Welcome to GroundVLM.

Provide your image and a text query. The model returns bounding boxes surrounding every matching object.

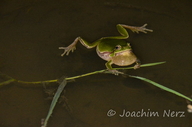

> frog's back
[97,39,128,53]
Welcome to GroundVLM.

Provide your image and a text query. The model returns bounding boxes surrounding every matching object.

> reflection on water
[0,0,192,127]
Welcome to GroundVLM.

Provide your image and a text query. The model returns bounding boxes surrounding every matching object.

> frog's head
[110,43,132,57]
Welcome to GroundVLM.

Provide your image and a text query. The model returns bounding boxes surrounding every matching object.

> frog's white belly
[96,50,111,61]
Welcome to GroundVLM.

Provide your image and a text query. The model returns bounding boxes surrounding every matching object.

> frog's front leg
[59,37,99,56]
[105,60,123,75]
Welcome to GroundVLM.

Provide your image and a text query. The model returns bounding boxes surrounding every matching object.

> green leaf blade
[129,75,192,102]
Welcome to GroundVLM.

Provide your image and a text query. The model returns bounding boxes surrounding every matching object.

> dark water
[0,0,192,127]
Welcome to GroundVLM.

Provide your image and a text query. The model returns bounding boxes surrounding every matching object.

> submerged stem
[42,78,67,127]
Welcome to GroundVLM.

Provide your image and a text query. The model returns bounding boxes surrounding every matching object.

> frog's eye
[115,45,121,50]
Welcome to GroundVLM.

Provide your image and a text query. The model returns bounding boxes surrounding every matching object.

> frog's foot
[59,37,79,56]
[121,24,153,34]
[59,45,76,56]
[108,69,124,75]
[133,59,141,69]
[134,64,140,69]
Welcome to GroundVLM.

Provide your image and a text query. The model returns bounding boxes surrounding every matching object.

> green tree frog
[59,24,153,74]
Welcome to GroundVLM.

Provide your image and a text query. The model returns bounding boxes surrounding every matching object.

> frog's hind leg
[59,37,99,56]
[101,24,129,40]
[100,23,152,40]
[120,24,153,34]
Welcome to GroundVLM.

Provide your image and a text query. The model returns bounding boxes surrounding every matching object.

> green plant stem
[17,79,57,84]
[0,79,16,86]
[8,61,165,85]
[66,61,166,80]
